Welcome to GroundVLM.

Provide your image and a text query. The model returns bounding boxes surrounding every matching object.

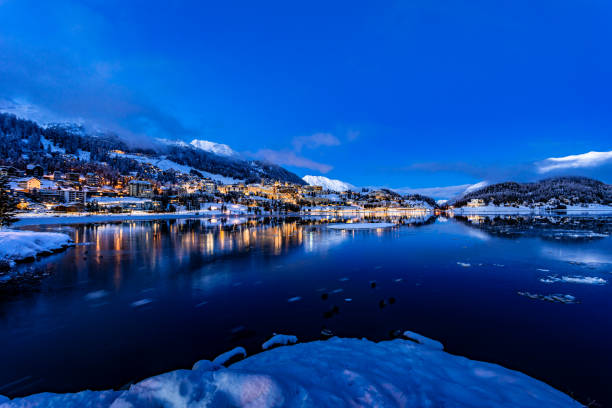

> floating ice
[130,299,152,308]
[330,288,343,294]
[540,275,607,285]
[262,334,298,350]
[457,262,471,267]
[537,268,550,272]
[517,291,578,304]
[287,296,302,303]
[84,290,108,301]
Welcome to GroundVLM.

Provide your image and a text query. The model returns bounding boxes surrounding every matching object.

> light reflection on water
[0,214,611,406]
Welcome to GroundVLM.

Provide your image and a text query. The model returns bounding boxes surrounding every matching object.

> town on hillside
[0,164,433,216]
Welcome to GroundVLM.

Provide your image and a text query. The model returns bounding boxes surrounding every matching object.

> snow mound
[0,336,580,407]
[302,175,355,192]
[326,222,395,230]
[0,230,73,264]
[212,347,247,365]
[262,334,298,350]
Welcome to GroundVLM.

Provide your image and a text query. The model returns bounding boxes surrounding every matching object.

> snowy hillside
[0,335,580,407]
[303,175,355,192]
[190,139,236,157]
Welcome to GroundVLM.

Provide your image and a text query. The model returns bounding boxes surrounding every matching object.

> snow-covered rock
[302,175,355,192]
[190,139,237,157]
[0,336,580,407]
[0,230,73,264]
[262,334,298,350]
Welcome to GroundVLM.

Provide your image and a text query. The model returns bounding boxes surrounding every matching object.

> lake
[1,214,611,406]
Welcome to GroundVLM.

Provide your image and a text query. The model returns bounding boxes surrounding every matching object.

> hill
[0,113,305,185]
[453,177,612,207]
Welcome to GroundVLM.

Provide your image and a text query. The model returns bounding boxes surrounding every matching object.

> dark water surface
[1,215,611,406]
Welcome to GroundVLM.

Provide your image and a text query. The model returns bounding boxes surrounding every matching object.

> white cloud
[537,150,612,173]
[292,132,340,151]
[252,149,333,174]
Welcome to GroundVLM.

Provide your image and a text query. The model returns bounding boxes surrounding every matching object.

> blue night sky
[1,0,611,191]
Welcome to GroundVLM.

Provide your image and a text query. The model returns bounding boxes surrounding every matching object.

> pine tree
[0,175,17,227]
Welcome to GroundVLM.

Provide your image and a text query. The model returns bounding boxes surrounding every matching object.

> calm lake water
[1,215,612,406]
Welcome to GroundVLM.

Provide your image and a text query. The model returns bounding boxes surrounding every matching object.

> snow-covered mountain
[303,175,355,192]
[190,139,236,157]
[394,181,488,201]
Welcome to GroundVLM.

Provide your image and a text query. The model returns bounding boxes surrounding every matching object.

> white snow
[0,335,580,407]
[402,330,444,350]
[190,139,236,157]
[109,151,241,184]
[262,334,298,350]
[0,230,73,264]
[302,175,355,192]
[39,136,66,154]
[326,222,395,230]
[211,347,247,365]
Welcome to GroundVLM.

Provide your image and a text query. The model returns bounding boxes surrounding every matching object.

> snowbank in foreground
[0,230,73,264]
[327,222,396,230]
[0,336,580,407]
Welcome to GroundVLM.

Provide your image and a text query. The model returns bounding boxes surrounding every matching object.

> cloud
[0,14,193,145]
[536,151,612,173]
[251,149,333,173]
[292,132,340,152]
[247,131,342,173]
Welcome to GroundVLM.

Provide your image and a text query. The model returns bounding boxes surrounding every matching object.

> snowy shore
[0,230,73,266]
[452,203,612,215]
[0,335,580,407]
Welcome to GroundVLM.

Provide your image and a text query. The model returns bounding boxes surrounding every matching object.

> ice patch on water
[517,291,578,304]
[130,298,152,308]
[540,275,607,285]
[84,290,108,301]
[457,262,471,267]
[287,296,302,303]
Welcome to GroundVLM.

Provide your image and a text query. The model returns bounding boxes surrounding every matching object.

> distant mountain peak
[303,175,355,192]
[190,139,236,157]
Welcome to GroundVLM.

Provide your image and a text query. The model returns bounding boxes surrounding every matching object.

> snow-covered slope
[190,139,236,157]
[0,335,580,407]
[303,175,355,192]
[108,151,241,184]
[395,181,488,201]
